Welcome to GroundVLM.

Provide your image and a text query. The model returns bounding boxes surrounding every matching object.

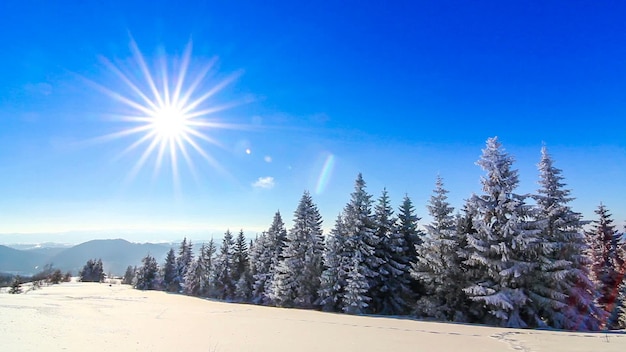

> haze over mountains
[0,239,172,276]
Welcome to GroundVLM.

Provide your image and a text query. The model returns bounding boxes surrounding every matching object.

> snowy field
[1,282,624,352]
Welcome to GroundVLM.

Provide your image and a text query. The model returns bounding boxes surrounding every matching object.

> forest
[124,137,625,331]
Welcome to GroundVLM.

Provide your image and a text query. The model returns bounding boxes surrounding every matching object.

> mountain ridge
[0,239,173,276]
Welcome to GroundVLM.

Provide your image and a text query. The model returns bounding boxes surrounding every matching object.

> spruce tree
[249,232,269,303]
[397,194,423,298]
[463,137,542,328]
[176,238,194,291]
[122,265,135,285]
[251,212,287,304]
[9,276,22,294]
[586,204,623,329]
[343,252,370,315]
[79,258,105,282]
[233,230,249,284]
[413,176,467,321]
[371,189,411,315]
[184,258,204,296]
[162,248,178,292]
[338,173,380,313]
[454,201,477,321]
[272,191,325,308]
[534,146,603,330]
[200,239,217,297]
[135,254,160,290]
[617,280,626,329]
[233,230,252,301]
[214,230,235,300]
[318,214,349,311]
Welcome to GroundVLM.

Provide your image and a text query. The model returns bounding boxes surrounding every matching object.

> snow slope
[1,282,623,351]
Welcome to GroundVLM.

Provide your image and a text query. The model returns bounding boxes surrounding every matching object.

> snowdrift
[1,282,623,351]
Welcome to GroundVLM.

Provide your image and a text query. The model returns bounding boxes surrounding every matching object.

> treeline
[127,137,626,331]
[2,264,72,294]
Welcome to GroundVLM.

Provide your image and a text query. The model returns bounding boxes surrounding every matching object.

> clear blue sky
[0,1,624,242]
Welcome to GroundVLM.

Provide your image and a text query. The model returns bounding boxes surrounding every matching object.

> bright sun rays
[89,39,246,187]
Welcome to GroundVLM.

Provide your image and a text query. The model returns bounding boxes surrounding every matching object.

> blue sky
[0,1,624,242]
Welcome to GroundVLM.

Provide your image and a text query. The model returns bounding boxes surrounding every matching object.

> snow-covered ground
[1,282,623,351]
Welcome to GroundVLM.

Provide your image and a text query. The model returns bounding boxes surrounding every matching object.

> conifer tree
[79,258,105,282]
[9,276,22,294]
[214,230,235,300]
[463,137,542,328]
[233,230,249,283]
[184,258,204,296]
[200,239,217,297]
[586,204,623,329]
[371,189,411,315]
[176,238,194,291]
[122,265,135,285]
[272,191,325,308]
[617,280,626,329]
[413,176,467,321]
[233,230,252,301]
[182,242,215,297]
[397,194,423,297]
[135,254,160,290]
[318,214,348,311]
[251,212,287,304]
[338,173,380,313]
[249,233,269,302]
[534,146,603,330]
[454,201,476,321]
[343,252,370,315]
[162,248,178,292]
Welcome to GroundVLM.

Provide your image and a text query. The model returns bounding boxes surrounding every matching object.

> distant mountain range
[0,239,173,276]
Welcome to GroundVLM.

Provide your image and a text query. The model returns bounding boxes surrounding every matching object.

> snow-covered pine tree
[617,280,626,329]
[249,232,269,303]
[533,146,603,330]
[617,229,626,329]
[214,230,236,300]
[338,173,381,313]
[586,204,623,329]
[454,200,481,321]
[412,176,467,321]
[251,211,287,305]
[235,269,254,302]
[233,230,249,281]
[397,194,424,299]
[200,239,217,297]
[135,253,161,290]
[371,188,411,315]
[79,258,105,282]
[318,214,348,311]
[9,276,22,294]
[233,230,252,301]
[162,248,178,292]
[184,257,204,296]
[463,137,542,328]
[122,265,135,285]
[176,238,194,292]
[271,191,325,308]
[343,251,371,315]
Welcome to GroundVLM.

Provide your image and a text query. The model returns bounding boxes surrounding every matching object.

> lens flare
[315,153,336,195]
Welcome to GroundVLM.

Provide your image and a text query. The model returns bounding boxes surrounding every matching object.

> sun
[151,105,189,139]
[88,39,246,186]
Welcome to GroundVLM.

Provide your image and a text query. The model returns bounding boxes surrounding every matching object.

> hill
[47,239,171,276]
[0,239,172,276]
[0,245,45,275]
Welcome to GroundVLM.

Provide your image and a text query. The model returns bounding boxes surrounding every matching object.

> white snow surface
[1,282,624,351]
